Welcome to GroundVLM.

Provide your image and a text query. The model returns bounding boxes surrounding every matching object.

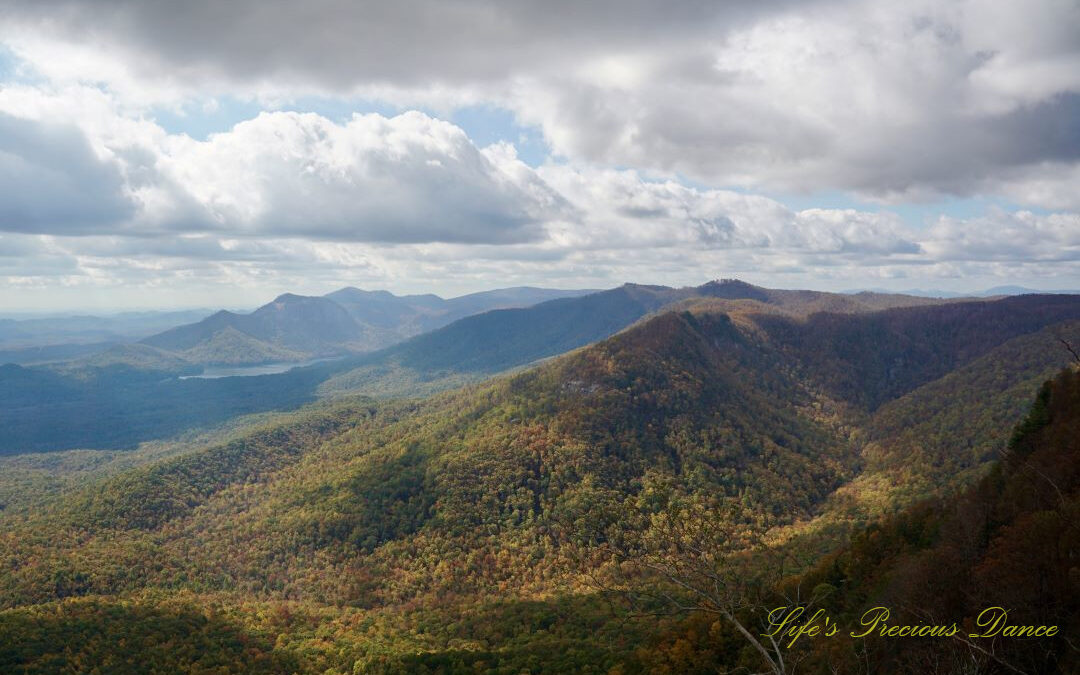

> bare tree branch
[1058,338,1080,365]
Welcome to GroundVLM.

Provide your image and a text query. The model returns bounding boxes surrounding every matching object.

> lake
[179,358,337,379]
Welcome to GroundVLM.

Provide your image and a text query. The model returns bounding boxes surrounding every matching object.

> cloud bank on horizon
[0,0,1078,309]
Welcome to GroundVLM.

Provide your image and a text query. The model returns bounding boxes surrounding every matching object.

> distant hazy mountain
[0,341,118,366]
[849,285,1080,298]
[324,285,597,347]
[0,309,213,351]
[979,285,1080,296]
[140,286,597,366]
[144,293,364,359]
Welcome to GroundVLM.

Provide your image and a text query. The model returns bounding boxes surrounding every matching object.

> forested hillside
[2,291,1079,672]
[612,364,1080,672]
[774,364,1080,674]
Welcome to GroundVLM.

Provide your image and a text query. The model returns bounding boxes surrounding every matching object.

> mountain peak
[270,292,309,304]
[325,287,399,300]
[620,282,669,290]
[696,278,769,301]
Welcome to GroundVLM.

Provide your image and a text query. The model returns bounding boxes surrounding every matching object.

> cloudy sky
[1,0,1078,311]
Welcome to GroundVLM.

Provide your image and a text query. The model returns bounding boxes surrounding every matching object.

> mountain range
[0,309,215,366]
[0,280,976,454]
[140,286,597,366]
[1,280,1078,672]
[852,284,1080,298]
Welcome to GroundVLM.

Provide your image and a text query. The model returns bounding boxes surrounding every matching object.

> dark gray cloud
[0,114,135,233]
[0,0,799,86]
[3,0,1078,201]
[831,92,1080,197]
[0,234,79,277]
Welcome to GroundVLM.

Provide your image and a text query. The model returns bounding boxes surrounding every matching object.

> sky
[0,0,1078,312]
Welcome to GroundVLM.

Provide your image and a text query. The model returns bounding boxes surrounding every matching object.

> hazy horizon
[3,278,1079,318]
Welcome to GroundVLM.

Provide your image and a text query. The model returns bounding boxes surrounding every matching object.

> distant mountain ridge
[140,286,597,366]
[143,293,363,358]
[850,284,1080,298]
[0,309,213,352]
